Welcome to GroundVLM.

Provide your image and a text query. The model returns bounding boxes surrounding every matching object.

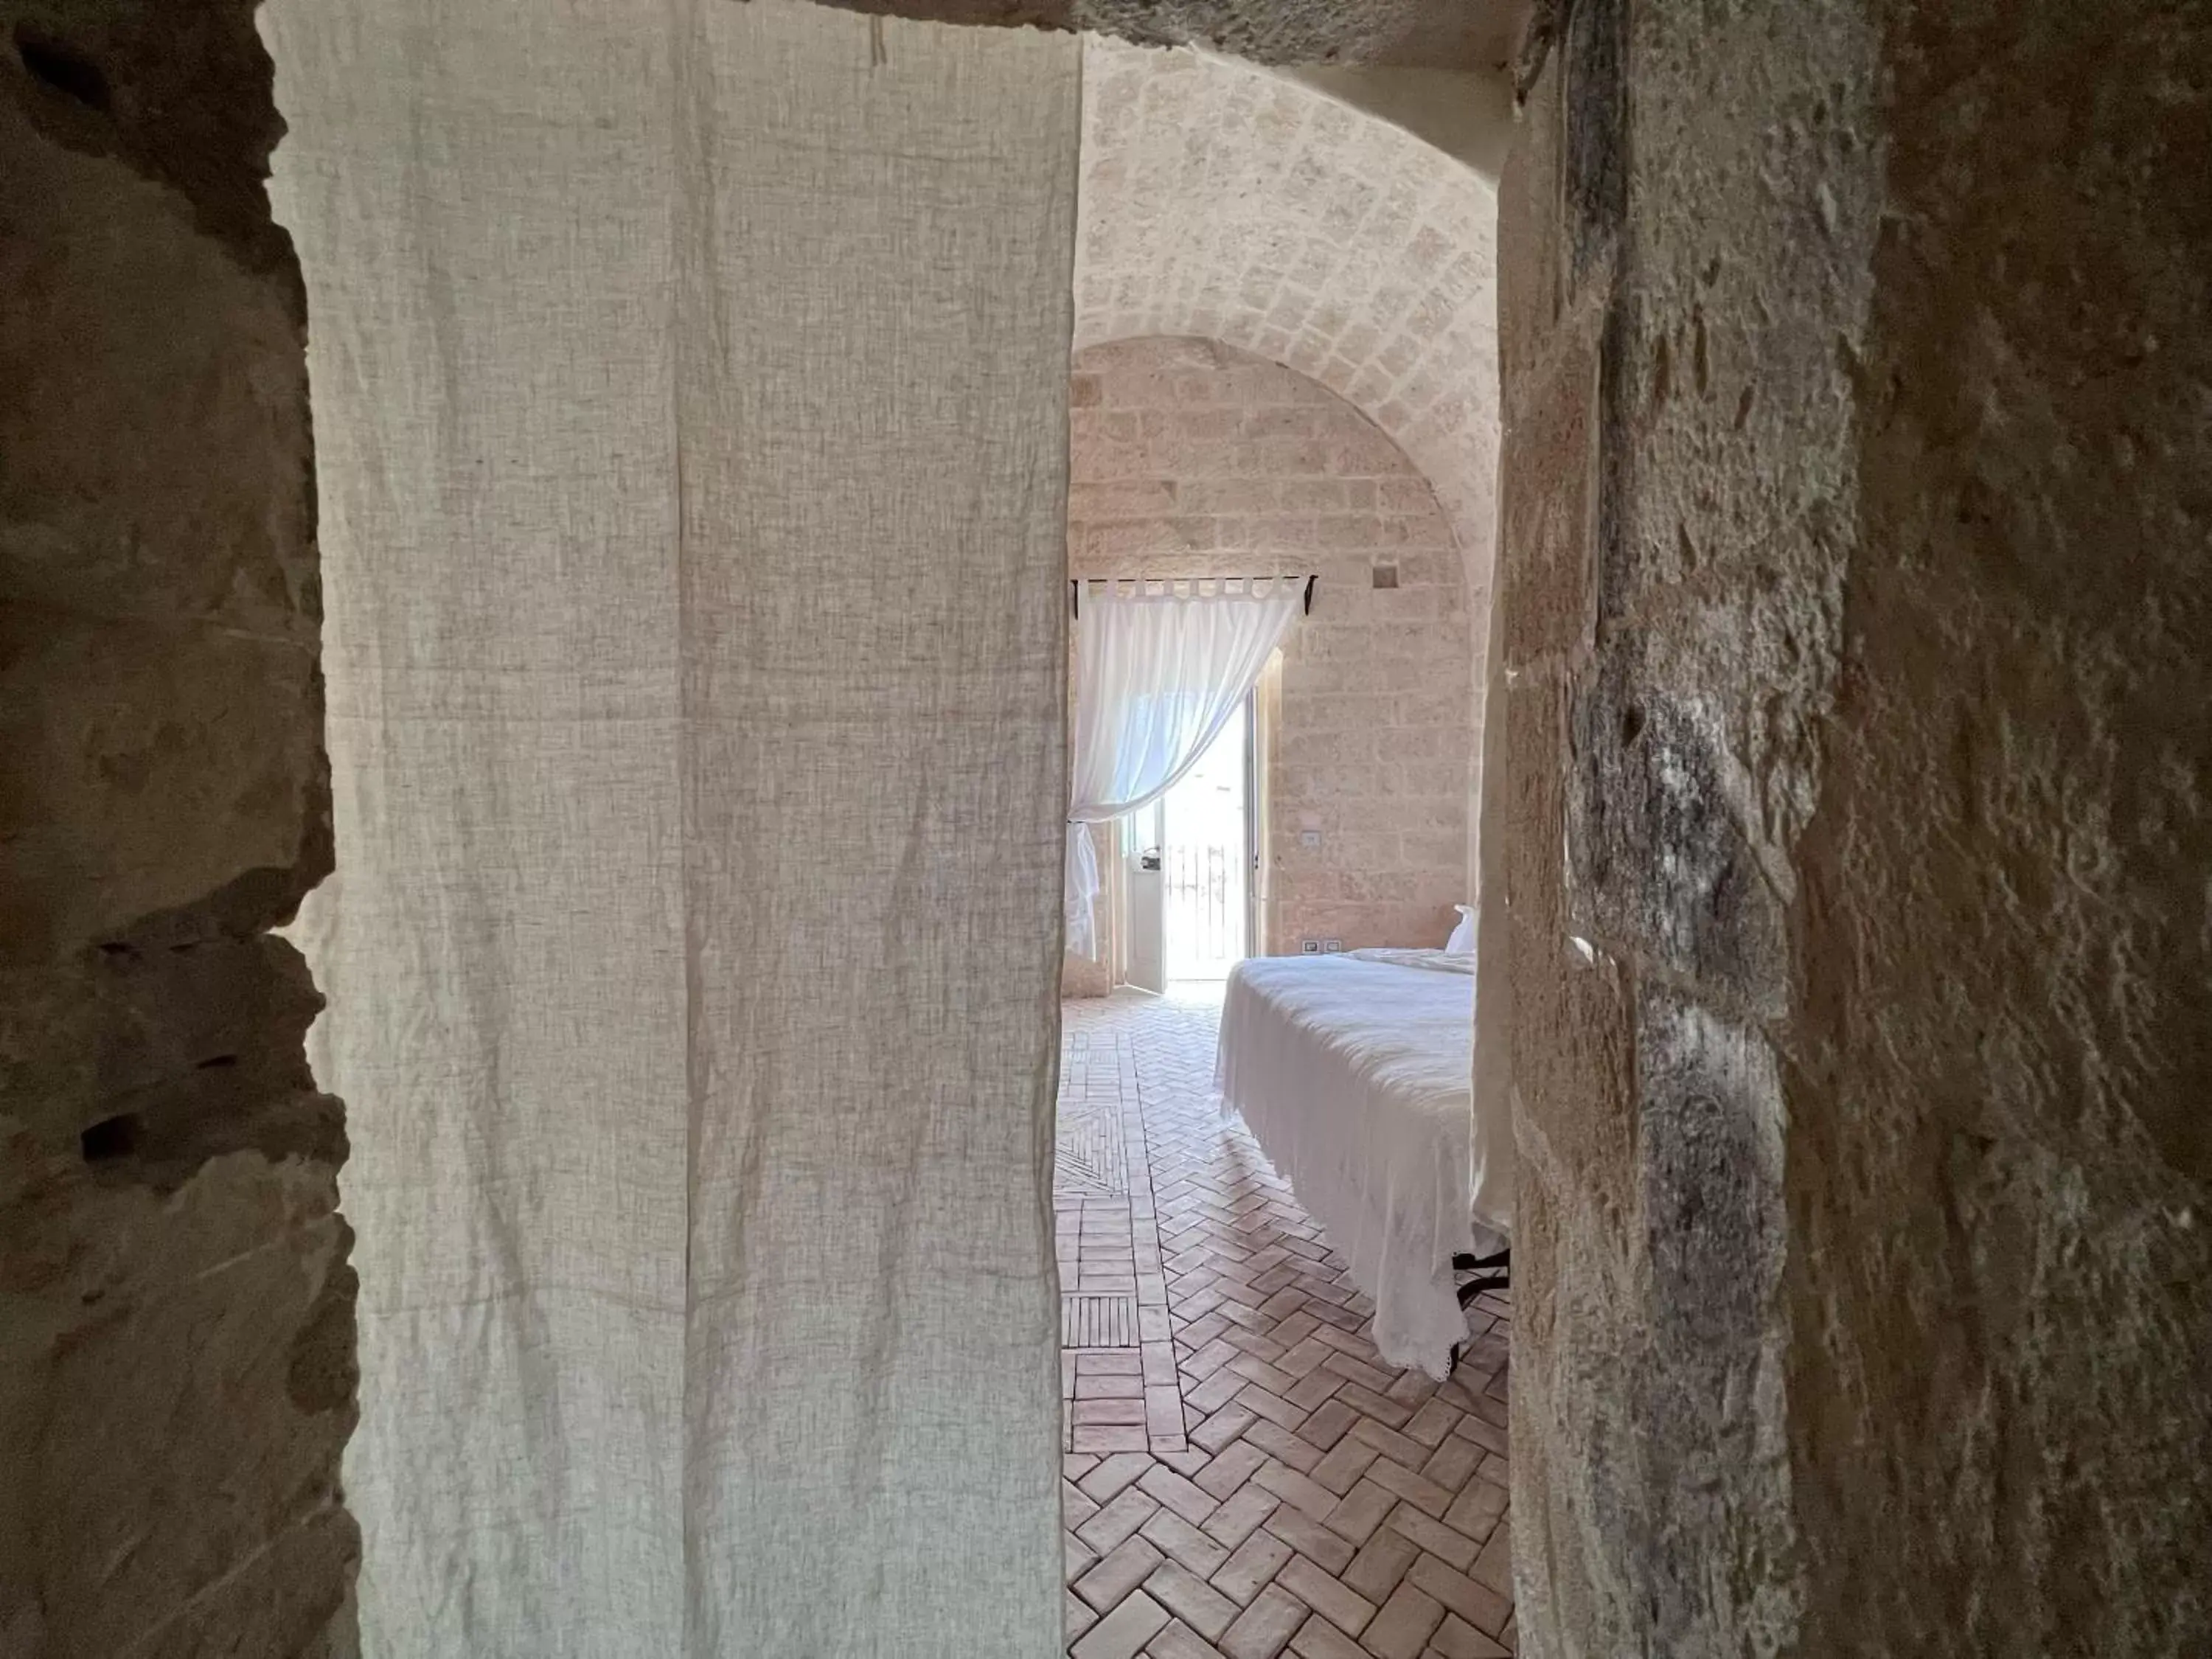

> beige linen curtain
[266,1,1078,1650]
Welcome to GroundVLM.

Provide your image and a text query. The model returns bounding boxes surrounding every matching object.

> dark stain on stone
[1,0,296,271]
[1691,307,1711,397]
[1571,650,1785,1008]
[15,25,108,111]
[1514,0,1564,100]
[1593,292,1635,630]
[1563,0,1626,288]
[80,1112,141,1163]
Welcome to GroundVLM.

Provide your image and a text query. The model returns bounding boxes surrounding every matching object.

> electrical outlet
[1300,830,1322,849]
[1301,939,1321,954]
[1324,939,1344,953]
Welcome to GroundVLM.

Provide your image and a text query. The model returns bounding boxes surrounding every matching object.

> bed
[1215,947,1509,1377]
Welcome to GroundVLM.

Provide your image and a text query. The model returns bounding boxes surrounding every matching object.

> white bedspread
[1216,951,1497,1377]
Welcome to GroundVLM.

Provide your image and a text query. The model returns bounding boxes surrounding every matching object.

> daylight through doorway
[1162,699,1252,984]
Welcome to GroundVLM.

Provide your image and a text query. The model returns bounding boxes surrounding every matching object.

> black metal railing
[1162,842,1241,969]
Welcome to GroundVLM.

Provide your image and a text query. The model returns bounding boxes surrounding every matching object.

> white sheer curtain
[1066,579,1304,956]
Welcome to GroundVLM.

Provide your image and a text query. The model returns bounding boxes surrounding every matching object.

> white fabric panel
[268,1,1077,1652]
[1065,580,1301,956]
[1216,953,1481,1377]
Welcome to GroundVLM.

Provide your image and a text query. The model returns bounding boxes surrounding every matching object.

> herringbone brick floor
[1057,990,1513,1659]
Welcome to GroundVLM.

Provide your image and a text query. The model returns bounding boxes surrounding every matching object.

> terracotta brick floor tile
[1196,1440,1270,1500]
[1253,1458,1343,1523]
[1159,1447,1214,1478]
[1192,1405,1259,1454]
[1275,1554,1376,1638]
[1284,1367,1349,1412]
[1440,1480,1508,1545]
[1144,1509,1234,1579]
[1321,1478,1398,1548]
[1219,1582,1310,1659]
[1340,1526,1421,1605]
[1085,1451,1158,1504]
[1201,1484,1280,1552]
[1081,1488,1164,1555]
[1080,1372,1150,1399]
[1417,1436,1485,1495]
[1348,1417,1433,1472]
[1297,1398,1360,1453]
[1079,1397,1153,1426]
[1427,1613,1511,1658]
[1363,1458,1454,1520]
[1074,1463,1119,1512]
[1148,1561,1242,1641]
[1329,1382,1414,1430]
[1074,1588,1172,1659]
[1071,1531,1101,1582]
[1259,1508,1357,1576]
[1069,1590,1101,1643]
[1405,1556,1511,1637]
[1385,1503,1478,1573]
[1055,993,1511,1659]
[1470,1521,1512,1597]
[1140,1462,1222,1527]
[1286,1613,1368,1658]
[1310,1437,1382,1496]
[1402,1399,1460,1447]
[1081,1537,1169,1613]
[1211,1526,1295,1606]
[1361,1582,1445,1659]
[1243,1419,1325,1474]
[1450,1412,1507,1458]
[1148,1618,1232,1659]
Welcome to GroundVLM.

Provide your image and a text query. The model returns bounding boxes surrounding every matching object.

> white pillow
[1444,904,1475,955]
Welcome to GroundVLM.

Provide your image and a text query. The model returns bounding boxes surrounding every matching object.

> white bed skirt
[1216,952,1493,1377]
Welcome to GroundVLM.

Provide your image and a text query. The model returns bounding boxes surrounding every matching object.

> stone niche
[1501,1,2211,1656]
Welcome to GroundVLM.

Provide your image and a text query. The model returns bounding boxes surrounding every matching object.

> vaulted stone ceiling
[1074,37,1503,615]
[818,0,1532,72]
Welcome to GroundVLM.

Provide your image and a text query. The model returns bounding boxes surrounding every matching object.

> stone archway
[1076,38,1501,625]
[1074,38,1508,912]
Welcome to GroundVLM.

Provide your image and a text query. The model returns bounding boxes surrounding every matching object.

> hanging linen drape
[1065,580,1303,956]
[265,1,1077,1652]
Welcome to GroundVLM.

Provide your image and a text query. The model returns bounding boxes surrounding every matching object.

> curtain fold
[265,1,1079,1652]
[1065,580,1303,956]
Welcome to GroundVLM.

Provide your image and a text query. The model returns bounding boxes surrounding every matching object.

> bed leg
[1453,1246,1511,1310]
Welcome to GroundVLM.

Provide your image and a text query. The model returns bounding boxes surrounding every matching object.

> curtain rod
[1069,574,1315,618]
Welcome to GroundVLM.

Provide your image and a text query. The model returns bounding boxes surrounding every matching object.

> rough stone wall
[1503,1,2211,1655]
[1065,338,1472,984]
[0,4,358,1655]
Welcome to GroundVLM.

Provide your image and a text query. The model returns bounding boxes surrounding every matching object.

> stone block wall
[1503,1,2211,1655]
[0,4,358,1653]
[1065,337,1474,988]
